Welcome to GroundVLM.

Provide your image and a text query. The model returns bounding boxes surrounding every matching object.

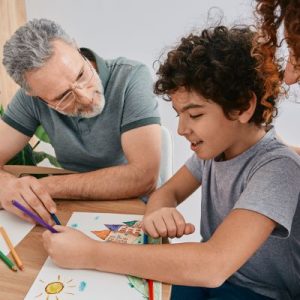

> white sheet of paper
[25,212,162,300]
[0,210,35,255]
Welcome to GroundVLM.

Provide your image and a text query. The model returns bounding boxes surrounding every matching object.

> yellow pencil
[0,226,24,270]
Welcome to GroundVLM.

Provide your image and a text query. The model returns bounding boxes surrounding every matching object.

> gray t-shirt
[2,50,160,172]
[185,128,300,300]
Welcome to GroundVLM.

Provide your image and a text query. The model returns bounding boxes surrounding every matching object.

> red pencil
[148,279,154,300]
[143,234,154,300]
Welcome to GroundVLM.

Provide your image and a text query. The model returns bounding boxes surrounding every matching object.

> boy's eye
[190,114,203,119]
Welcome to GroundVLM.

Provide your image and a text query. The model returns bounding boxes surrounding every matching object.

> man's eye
[190,114,203,119]
[78,70,85,80]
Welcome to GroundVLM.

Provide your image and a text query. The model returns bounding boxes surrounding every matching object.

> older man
[0,19,161,224]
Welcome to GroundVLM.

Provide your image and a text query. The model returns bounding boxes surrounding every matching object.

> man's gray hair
[3,18,76,91]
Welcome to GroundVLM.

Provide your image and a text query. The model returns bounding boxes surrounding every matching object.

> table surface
[0,199,171,300]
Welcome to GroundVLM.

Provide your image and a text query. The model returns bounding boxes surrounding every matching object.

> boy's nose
[177,117,190,136]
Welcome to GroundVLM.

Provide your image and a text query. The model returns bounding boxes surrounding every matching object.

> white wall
[25,0,300,243]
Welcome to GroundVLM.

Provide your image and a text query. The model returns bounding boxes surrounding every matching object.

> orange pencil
[0,226,24,270]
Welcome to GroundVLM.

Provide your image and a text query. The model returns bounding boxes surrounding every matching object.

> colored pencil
[50,213,61,225]
[148,280,154,300]
[0,249,17,271]
[0,226,24,270]
[11,200,58,233]
[143,233,154,300]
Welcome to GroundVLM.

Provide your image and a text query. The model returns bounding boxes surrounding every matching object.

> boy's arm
[145,165,201,214]
[43,209,275,287]
[95,209,275,287]
[143,165,200,238]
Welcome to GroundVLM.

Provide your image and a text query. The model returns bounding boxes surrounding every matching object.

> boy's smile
[171,88,266,161]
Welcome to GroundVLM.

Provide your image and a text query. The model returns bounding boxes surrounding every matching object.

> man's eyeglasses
[38,55,96,111]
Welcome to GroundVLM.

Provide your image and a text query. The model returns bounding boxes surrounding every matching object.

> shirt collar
[79,47,110,92]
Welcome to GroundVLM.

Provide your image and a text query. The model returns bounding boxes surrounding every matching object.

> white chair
[158,126,173,186]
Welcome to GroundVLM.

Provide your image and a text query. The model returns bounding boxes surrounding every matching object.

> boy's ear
[238,93,257,124]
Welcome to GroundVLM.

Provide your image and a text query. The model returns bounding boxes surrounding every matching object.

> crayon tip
[12,266,18,272]
[19,265,24,271]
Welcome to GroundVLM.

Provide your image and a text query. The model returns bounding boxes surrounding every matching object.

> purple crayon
[12,200,58,233]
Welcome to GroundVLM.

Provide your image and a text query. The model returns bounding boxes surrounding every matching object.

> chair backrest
[159,126,173,186]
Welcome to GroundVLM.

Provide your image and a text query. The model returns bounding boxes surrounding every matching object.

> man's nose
[73,86,93,104]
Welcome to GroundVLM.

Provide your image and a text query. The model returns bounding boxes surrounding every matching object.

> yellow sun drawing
[35,275,76,300]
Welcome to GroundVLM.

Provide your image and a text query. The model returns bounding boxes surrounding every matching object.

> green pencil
[0,249,17,271]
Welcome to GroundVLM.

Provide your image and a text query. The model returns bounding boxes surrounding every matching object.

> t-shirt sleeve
[120,64,160,133]
[234,157,300,238]
[185,153,204,183]
[2,89,40,137]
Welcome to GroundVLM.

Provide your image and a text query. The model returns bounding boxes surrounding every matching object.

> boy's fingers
[154,217,169,238]
[143,220,160,238]
[184,223,195,235]
[172,210,186,237]
[162,213,177,238]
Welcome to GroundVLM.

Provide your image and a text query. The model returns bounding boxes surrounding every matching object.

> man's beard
[64,91,106,118]
[57,79,106,118]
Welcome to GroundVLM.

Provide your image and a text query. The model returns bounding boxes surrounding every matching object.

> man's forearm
[40,163,157,200]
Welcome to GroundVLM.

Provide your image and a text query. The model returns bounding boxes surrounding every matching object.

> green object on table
[0,249,17,271]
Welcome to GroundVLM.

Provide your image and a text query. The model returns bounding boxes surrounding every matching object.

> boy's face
[171,88,247,160]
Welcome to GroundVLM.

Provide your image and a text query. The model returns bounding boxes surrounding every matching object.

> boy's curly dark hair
[154,26,281,125]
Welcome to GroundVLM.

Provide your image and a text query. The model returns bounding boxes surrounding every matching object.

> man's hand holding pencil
[0,174,56,224]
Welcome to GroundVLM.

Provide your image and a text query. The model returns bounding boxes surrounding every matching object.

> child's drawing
[35,275,78,299]
[92,220,161,299]
[25,213,162,300]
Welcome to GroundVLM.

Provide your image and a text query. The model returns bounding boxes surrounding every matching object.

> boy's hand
[43,226,98,269]
[142,207,195,238]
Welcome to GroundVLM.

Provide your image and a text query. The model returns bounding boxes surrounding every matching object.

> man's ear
[238,93,257,124]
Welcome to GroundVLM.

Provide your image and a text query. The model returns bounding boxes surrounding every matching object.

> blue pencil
[143,233,148,244]
[50,213,61,225]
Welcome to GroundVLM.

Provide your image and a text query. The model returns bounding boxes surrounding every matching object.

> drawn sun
[35,275,76,299]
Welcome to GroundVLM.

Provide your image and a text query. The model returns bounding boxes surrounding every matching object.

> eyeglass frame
[36,54,97,110]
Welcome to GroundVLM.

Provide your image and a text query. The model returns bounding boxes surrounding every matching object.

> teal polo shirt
[2,50,161,172]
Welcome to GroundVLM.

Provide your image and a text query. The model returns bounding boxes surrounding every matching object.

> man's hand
[142,207,195,239]
[0,175,56,224]
[43,226,98,269]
